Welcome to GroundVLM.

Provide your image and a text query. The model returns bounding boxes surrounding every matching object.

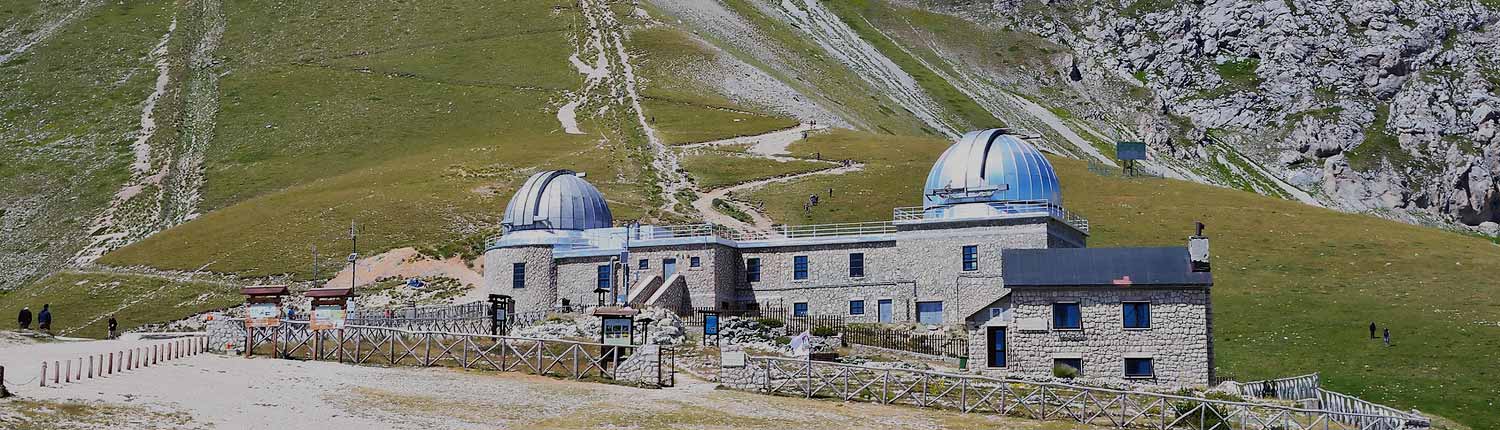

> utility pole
[311,245,318,281]
[348,221,359,293]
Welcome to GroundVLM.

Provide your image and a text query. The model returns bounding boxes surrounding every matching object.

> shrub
[811,326,838,337]
[774,336,790,345]
[1171,399,1231,430]
[1053,364,1079,379]
[756,318,784,329]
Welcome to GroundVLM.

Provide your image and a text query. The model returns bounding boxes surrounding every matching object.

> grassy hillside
[0,271,240,337]
[749,130,1500,429]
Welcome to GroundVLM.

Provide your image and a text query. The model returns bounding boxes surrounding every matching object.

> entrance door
[662,258,677,279]
[987,326,1007,367]
[877,299,893,323]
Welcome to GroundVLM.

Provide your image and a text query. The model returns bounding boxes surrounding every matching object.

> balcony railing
[726,221,897,241]
[892,200,1090,234]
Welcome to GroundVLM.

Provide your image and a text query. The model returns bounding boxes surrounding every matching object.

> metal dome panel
[502,170,613,232]
[923,129,1061,210]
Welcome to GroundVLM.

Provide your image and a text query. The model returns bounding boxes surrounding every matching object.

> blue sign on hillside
[1117,142,1148,161]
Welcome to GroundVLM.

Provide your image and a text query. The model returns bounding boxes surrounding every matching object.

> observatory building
[485,129,1214,387]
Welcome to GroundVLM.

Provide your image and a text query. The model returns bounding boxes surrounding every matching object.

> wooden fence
[243,321,673,387]
[39,337,208,387]
[731,357,1417,430]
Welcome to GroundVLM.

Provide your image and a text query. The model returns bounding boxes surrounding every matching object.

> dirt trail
[574,0,689,216]
[685,123,862,234]
[775,0,957,138]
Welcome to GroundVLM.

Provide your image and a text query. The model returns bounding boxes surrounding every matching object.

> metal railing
[892,200,1090,234]
[350,301,488,320]
[728,221,898,241]
[727,357,1417,430]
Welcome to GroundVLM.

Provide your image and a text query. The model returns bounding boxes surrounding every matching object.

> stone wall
[893,221,1049,323]
[1001,287,1212,387]
[614,344,667,386]
[621,243,735,309]
[206,315,242,353]
[485,245,555,312]
[556,255,612,309]
[644,274,690,315]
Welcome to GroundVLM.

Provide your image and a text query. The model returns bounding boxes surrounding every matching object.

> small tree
[1053,363,1079,379]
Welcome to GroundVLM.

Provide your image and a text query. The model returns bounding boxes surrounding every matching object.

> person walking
[17,306,31,330]
[1382,328,1391,347]
[1369,321,1377,339]
[37,304,52,334]
[107,315,119,339]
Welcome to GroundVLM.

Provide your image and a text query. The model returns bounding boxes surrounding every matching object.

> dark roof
[592,306,640,317]
[240,285,289,296]
[305,287,354,298]
[1002,247,1212,287]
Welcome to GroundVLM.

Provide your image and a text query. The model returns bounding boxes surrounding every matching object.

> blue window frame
[638,259,648,270]
[793,302,809,317]
[596,265,611,289]
[849,300,865,315]
[746,258,761,282]
[1123,302,1151,329]
[512,263,526,289]
[961,245,979,271]
[1053,302,1081,330]
[1125,358,1154,378]
[916,301,944,325]
[689,256,701,267]
[793,255,809,280]
[848,253,864,278]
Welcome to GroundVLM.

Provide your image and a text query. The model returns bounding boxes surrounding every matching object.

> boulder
[1480,221,1500,237]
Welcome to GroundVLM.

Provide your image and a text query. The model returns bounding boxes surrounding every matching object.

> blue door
[663,258,677,279]
[987,327,1007,367]
[877,299,893,323]
[916,301,943,325]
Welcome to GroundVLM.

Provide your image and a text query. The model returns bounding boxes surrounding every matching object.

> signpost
[701,310,721,346]
[305,287,354,361]
[240,285,289,357]
[593,306,639,370]
[1116,141,1147,176]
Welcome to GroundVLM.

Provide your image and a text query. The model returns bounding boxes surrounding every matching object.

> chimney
[1189,222,1210,272]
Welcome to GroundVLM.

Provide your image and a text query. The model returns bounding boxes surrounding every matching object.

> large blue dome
[502,170,613,232]
[923,129,1061,210]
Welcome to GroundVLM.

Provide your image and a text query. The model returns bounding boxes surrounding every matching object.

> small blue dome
[923,129,1061,209]
[502,170,613,232]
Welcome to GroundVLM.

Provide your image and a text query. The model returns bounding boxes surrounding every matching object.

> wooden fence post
[64,359,70,383]
[108,352,113,375]
[39,361,46,387]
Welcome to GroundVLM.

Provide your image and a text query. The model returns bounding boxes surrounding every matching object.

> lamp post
[594,287,609,307]
[637,317,653,345]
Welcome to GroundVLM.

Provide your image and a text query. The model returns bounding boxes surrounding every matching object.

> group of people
[16,305,121,338]
[16,304,52,332]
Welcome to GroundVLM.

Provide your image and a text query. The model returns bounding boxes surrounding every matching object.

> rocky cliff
[927,0,1500,232]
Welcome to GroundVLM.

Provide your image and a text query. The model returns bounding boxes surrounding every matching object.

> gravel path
[683,124,864,234]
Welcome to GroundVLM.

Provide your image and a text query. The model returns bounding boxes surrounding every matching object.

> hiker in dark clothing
[37,304,52,333]
[1369,322,1377,339]
[17,307,31,330]
[1383,328,1391,347]
[108,316,119,339]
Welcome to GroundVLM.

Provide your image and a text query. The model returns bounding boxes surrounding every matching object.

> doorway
[663,258,677,279]
[987,326,1007,367]
[877,299,893,323]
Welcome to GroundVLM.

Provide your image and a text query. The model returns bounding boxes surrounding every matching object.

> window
[1053,302,1081,330]
[1054,358,1083,376]
[848,253,864,278]
[916,301,944,325]
[793,255,809,280]
[961,245,979,271]
[746,258,761,282]
[512,263,526,289]
[1125,358,1155,378]
[690,256,701,267]
[596,265,611,289]
[849,300,865,315]
[793,302,809,317]
[638,259,648,270]
[1123,302,1151,329]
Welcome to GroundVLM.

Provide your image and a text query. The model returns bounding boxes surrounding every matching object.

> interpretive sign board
[721,350,746,368]
[310,305,346,330]
[247,303,280,327]
[602,317,633,346]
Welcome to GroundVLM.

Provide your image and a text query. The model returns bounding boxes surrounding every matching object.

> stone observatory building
[485,128,1215,387]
